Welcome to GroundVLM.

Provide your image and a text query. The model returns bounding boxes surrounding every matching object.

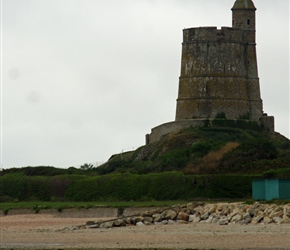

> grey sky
[1,0,289,169]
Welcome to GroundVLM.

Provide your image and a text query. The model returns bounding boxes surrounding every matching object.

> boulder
[283,204,290,217]
[194,206,204,215]
[172,205,181,214]
[269,207,283,219]
[282,215,290,223]
[189,214,201,223]
[231,214,242,223]
[136,222,146,226]
[186,202,195,210]
[188,214,195,222]
[222,206,231,216]
[216,204,223,212]
[177,212,189,221]
[243,213,252,224]
[130,216,144,225]
[212,216,220,224]
[143,216,153,224]
[113,219,126,227]
[161,220,168,225]
[161,210,177,220]
[263,217,272,224]
[200,212,209,220]
[247,207,257,217]
[152,213,162,222]
[100,221,114,229]
[86,223,100,229]
[273,217,282,224]
[124,217,132,225]
[206,215,214,223]
[265,204,278,215]
[251,214,264,224]
[218,217,228,225]
[208,205,217,214]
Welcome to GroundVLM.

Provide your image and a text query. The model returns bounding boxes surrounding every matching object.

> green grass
[0,200,189,212]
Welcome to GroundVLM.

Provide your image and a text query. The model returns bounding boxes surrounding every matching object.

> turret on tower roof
[232,0,256,10]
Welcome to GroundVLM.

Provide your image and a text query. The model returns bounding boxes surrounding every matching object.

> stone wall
[147,118,267,144]
[147,119,205,144]
[261,115,275,133]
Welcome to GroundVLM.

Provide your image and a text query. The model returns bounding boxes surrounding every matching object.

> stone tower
[175,0,263,121]
[146,0,274,144]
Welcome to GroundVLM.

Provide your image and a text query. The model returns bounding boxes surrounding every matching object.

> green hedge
[0,172,256,201]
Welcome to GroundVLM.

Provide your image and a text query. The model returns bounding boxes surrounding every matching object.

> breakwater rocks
[86,202,290,229]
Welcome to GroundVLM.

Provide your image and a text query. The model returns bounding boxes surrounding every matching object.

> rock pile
[86,202,290,229]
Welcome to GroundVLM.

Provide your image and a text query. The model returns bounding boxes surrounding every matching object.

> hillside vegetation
[1,125,290,202]
[97,126,290,178]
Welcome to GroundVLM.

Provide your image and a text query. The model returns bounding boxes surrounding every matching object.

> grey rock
[273,217,282,224]
[161,220,168,225]
[152,213,162,222]
[143,216,153,224]
[212,216,220,224]
[114,219,126,227]
[188,214,195,222]
[206,215,214,223]
[247,208,257,217]
[251,214,264,224]
[208,205,217,214]
[282,215,290,223]
[86,223,100,229]
[161,210,177,220]
[218,218,228,225]
[231,214,242,222]
[100,221,114,229]
[283,204,290,217]
[130,216,144,225]
[263,217,272,224]
[243,213,252,223]
[200,212,209,220]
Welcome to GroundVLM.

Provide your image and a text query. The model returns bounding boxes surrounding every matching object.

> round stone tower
[147,0,274,145]
[175,0,263,121]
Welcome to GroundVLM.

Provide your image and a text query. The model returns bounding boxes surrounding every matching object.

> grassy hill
[1,124,290,202]
[97,126,290,178]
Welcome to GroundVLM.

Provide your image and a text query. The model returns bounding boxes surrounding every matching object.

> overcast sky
[1,0,289,169]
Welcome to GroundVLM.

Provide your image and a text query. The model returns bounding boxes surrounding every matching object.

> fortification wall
[261,115,275,133]
[147,118,272,144]
[148,120,206,144]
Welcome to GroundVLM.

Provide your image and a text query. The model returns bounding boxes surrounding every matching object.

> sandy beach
[1,213,290,249]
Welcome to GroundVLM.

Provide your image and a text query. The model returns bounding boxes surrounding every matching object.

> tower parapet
[184,26,246,43]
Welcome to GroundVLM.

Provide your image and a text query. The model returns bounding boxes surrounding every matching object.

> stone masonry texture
[175,0,262,121]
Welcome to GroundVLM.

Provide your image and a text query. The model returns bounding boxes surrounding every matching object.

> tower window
[247,19,250,25]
